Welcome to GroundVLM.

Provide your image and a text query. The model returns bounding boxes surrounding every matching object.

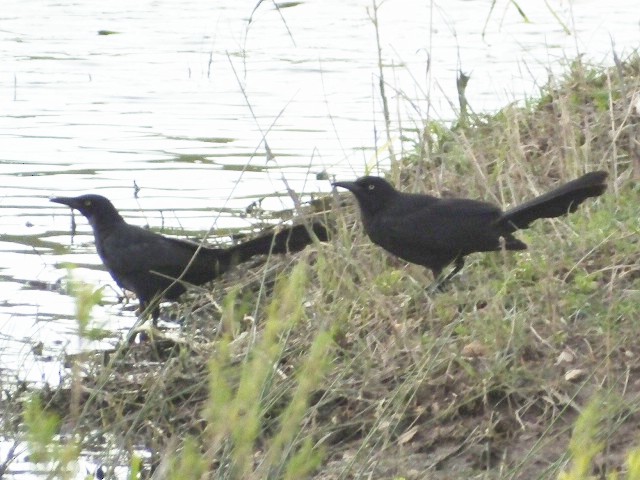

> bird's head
[333,176,398,216]
[50,194,124,228]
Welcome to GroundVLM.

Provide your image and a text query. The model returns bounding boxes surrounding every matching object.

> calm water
[0,0,638,474]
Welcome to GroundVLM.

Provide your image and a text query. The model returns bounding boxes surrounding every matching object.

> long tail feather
[500,171,608,231]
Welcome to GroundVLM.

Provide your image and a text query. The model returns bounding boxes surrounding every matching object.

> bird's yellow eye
[84,200,92,207]
[368,184,375,190]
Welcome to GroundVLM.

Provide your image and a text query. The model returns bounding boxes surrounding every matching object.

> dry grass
[5,55,640,479]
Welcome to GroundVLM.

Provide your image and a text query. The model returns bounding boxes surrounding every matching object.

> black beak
[332,181,358,192]
[50,196,81,209]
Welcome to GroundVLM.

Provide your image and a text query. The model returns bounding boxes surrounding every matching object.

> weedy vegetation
[1,52,639,479]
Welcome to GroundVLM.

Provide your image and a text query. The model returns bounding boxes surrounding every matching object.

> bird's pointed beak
[50,196,81,209]
[332,181,358,192]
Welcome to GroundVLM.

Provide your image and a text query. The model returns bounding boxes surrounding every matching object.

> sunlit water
[0,0,638,476]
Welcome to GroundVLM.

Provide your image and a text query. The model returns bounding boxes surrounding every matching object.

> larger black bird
[334,171,608,286]
[51,194,327,323]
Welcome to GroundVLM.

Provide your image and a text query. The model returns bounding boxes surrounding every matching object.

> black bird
[334,171,608,287]
[51,194,327,323]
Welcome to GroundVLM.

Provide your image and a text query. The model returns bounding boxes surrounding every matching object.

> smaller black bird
[51,194,327,323]
[334,171,608,287]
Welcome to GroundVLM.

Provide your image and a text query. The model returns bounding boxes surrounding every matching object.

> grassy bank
[5,55,640,479]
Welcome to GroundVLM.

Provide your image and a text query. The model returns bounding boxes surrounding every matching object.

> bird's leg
[442,257,465,285]
[427,257,465,293]
[125,300,160,344]
[151,305,160,327]
[135,300,159,326]
[426,267,444,294]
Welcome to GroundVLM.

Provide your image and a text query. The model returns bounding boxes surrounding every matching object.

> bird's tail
[228,222,329,264]
[499,171,608,231]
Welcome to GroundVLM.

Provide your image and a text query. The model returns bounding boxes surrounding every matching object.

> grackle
[51,194,327,323]
[334,171,607,287]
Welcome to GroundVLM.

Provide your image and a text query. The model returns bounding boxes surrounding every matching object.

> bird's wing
[378,198,504,255]
[98,225,218,285]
